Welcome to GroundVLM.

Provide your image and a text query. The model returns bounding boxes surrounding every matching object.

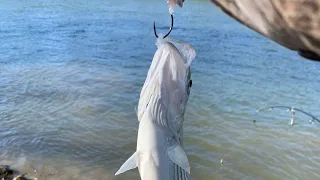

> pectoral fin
[115,152,138,176]
[167,143,190,174]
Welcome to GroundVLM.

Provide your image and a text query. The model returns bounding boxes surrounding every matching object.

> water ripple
[1,0,320,179]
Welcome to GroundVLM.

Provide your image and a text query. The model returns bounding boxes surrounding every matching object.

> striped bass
[115,36,196,180]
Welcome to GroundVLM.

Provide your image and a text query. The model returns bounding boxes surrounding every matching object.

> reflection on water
[1,0,320,179]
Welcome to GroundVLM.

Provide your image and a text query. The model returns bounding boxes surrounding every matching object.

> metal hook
[154,14,174,39]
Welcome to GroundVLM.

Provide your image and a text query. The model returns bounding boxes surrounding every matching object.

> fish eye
[189,80,192,87]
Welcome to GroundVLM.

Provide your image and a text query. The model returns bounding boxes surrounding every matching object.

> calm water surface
[1,0,320,179]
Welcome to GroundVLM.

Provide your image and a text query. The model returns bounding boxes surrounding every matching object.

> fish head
[161,42,192,135]
[138,37,195,137]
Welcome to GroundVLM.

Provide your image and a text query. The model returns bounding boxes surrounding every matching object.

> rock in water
[0,165,35,180]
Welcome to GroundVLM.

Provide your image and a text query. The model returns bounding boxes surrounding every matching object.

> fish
[115,36,196,180]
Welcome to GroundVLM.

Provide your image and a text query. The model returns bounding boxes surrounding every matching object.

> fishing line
[256,106,320,125]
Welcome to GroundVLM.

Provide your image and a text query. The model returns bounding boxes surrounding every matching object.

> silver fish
[115,37,196,180]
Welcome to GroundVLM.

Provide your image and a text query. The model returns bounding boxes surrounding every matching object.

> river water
[1,0,320,179]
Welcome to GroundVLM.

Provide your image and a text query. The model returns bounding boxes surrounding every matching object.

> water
[1,0,320,179]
